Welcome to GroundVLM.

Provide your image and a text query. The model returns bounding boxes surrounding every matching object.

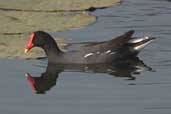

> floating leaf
[0,0,122,11]
[0,11,96,34]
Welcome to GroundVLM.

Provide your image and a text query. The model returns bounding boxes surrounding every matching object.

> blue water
[1,0,171,114]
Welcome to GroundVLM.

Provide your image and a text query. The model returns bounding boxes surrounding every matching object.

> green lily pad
[0,11,96,34]
[0,0,122,11]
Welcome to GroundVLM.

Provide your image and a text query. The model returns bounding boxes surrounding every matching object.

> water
[1,0,171,114]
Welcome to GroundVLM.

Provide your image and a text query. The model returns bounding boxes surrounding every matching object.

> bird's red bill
[26,73,36,92]
[25,33,34,53]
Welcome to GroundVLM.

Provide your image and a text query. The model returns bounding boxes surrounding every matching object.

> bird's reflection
[26,57,153,94]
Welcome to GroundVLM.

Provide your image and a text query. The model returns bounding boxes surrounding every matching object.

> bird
[24,30,155,64]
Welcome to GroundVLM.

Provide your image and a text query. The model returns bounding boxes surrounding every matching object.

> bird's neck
[41,38,62,61]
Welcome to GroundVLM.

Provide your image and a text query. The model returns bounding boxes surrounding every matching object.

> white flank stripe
[110,52,115,55]
[96,51,100,54]
[84,53,94,58]
[105,50,111,54]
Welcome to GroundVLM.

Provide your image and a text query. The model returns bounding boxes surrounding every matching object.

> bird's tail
[118,36,156,59]
[128,36,155,52]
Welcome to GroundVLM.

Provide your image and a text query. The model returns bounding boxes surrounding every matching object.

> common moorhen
[25,30,155,64]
